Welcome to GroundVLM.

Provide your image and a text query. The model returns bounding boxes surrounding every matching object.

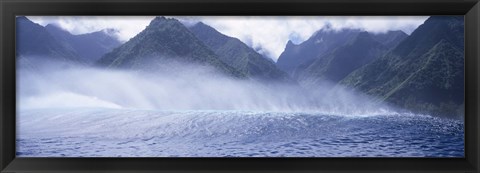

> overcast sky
[27,16,429,61]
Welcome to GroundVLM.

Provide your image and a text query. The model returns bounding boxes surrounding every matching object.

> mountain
[296,31,393,88]
[280,29,406,91]
[370,30,408,49]
[16,16,81,63]
[45,24,121,63]
[276,28,363,75]
[277,29,407,78]
[189,22,291,82]
[96,17,245,78]
[340,16,464,119]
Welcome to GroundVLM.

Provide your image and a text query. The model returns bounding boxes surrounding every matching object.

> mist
[17,57,394,116]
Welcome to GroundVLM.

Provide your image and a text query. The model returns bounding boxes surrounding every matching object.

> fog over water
[16,57,464,157]
[17,57,393,116]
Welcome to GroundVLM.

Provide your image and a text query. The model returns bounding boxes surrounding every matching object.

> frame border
[1,0,479,172]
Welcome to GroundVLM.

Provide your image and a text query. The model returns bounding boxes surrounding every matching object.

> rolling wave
[17,108,464,157]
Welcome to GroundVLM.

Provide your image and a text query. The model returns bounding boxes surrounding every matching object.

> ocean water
[16,108,464,157]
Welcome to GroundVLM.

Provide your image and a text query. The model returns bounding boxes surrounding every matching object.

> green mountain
[370,30,409,49]
[280,29,406,93]
[45,24,121,63]
[189,22,291,82]
[276,28,406,78]
[276,28,363,75]
[16,16,81,63]
[340,16,464,119]
[297,31,392,89]
[96,17,245,78]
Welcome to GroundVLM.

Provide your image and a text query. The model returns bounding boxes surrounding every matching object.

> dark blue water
[16,109,464,157]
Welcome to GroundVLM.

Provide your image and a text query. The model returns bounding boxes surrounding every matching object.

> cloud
[27,16,428,61]
[27,16,154,42]
[174,16,428,61]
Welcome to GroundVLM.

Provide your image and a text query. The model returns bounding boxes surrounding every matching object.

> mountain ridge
[45,24,122,63]
[96,17,246,78]
[189,22,291,82]
[16,16,81,63]
[339,16,464,119]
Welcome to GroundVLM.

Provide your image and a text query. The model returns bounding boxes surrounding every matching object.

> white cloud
[27,16,428,61]
[27,16,154,42]
[174,16,428,61]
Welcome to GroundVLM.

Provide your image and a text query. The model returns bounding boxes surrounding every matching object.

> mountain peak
[419,16,463,34]
[189,20,290,81]
[351,31,375,44]
[16,16,37,26]
[16,16,29,21]
[286,40,297,47]
[153,16,167,21]
[45,23,62,29]
[391,15,464,57]
[194,21,208,27]
[97,16,246,78]
[45,24,71,34]
[368,30,408,48]
[149,16,179,27]
[16,16,82,63]
[358,31,371,36]
[189,21,238,42]
[191,21,217,31]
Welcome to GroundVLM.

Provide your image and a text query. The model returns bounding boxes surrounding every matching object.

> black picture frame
[1,0,479,172]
